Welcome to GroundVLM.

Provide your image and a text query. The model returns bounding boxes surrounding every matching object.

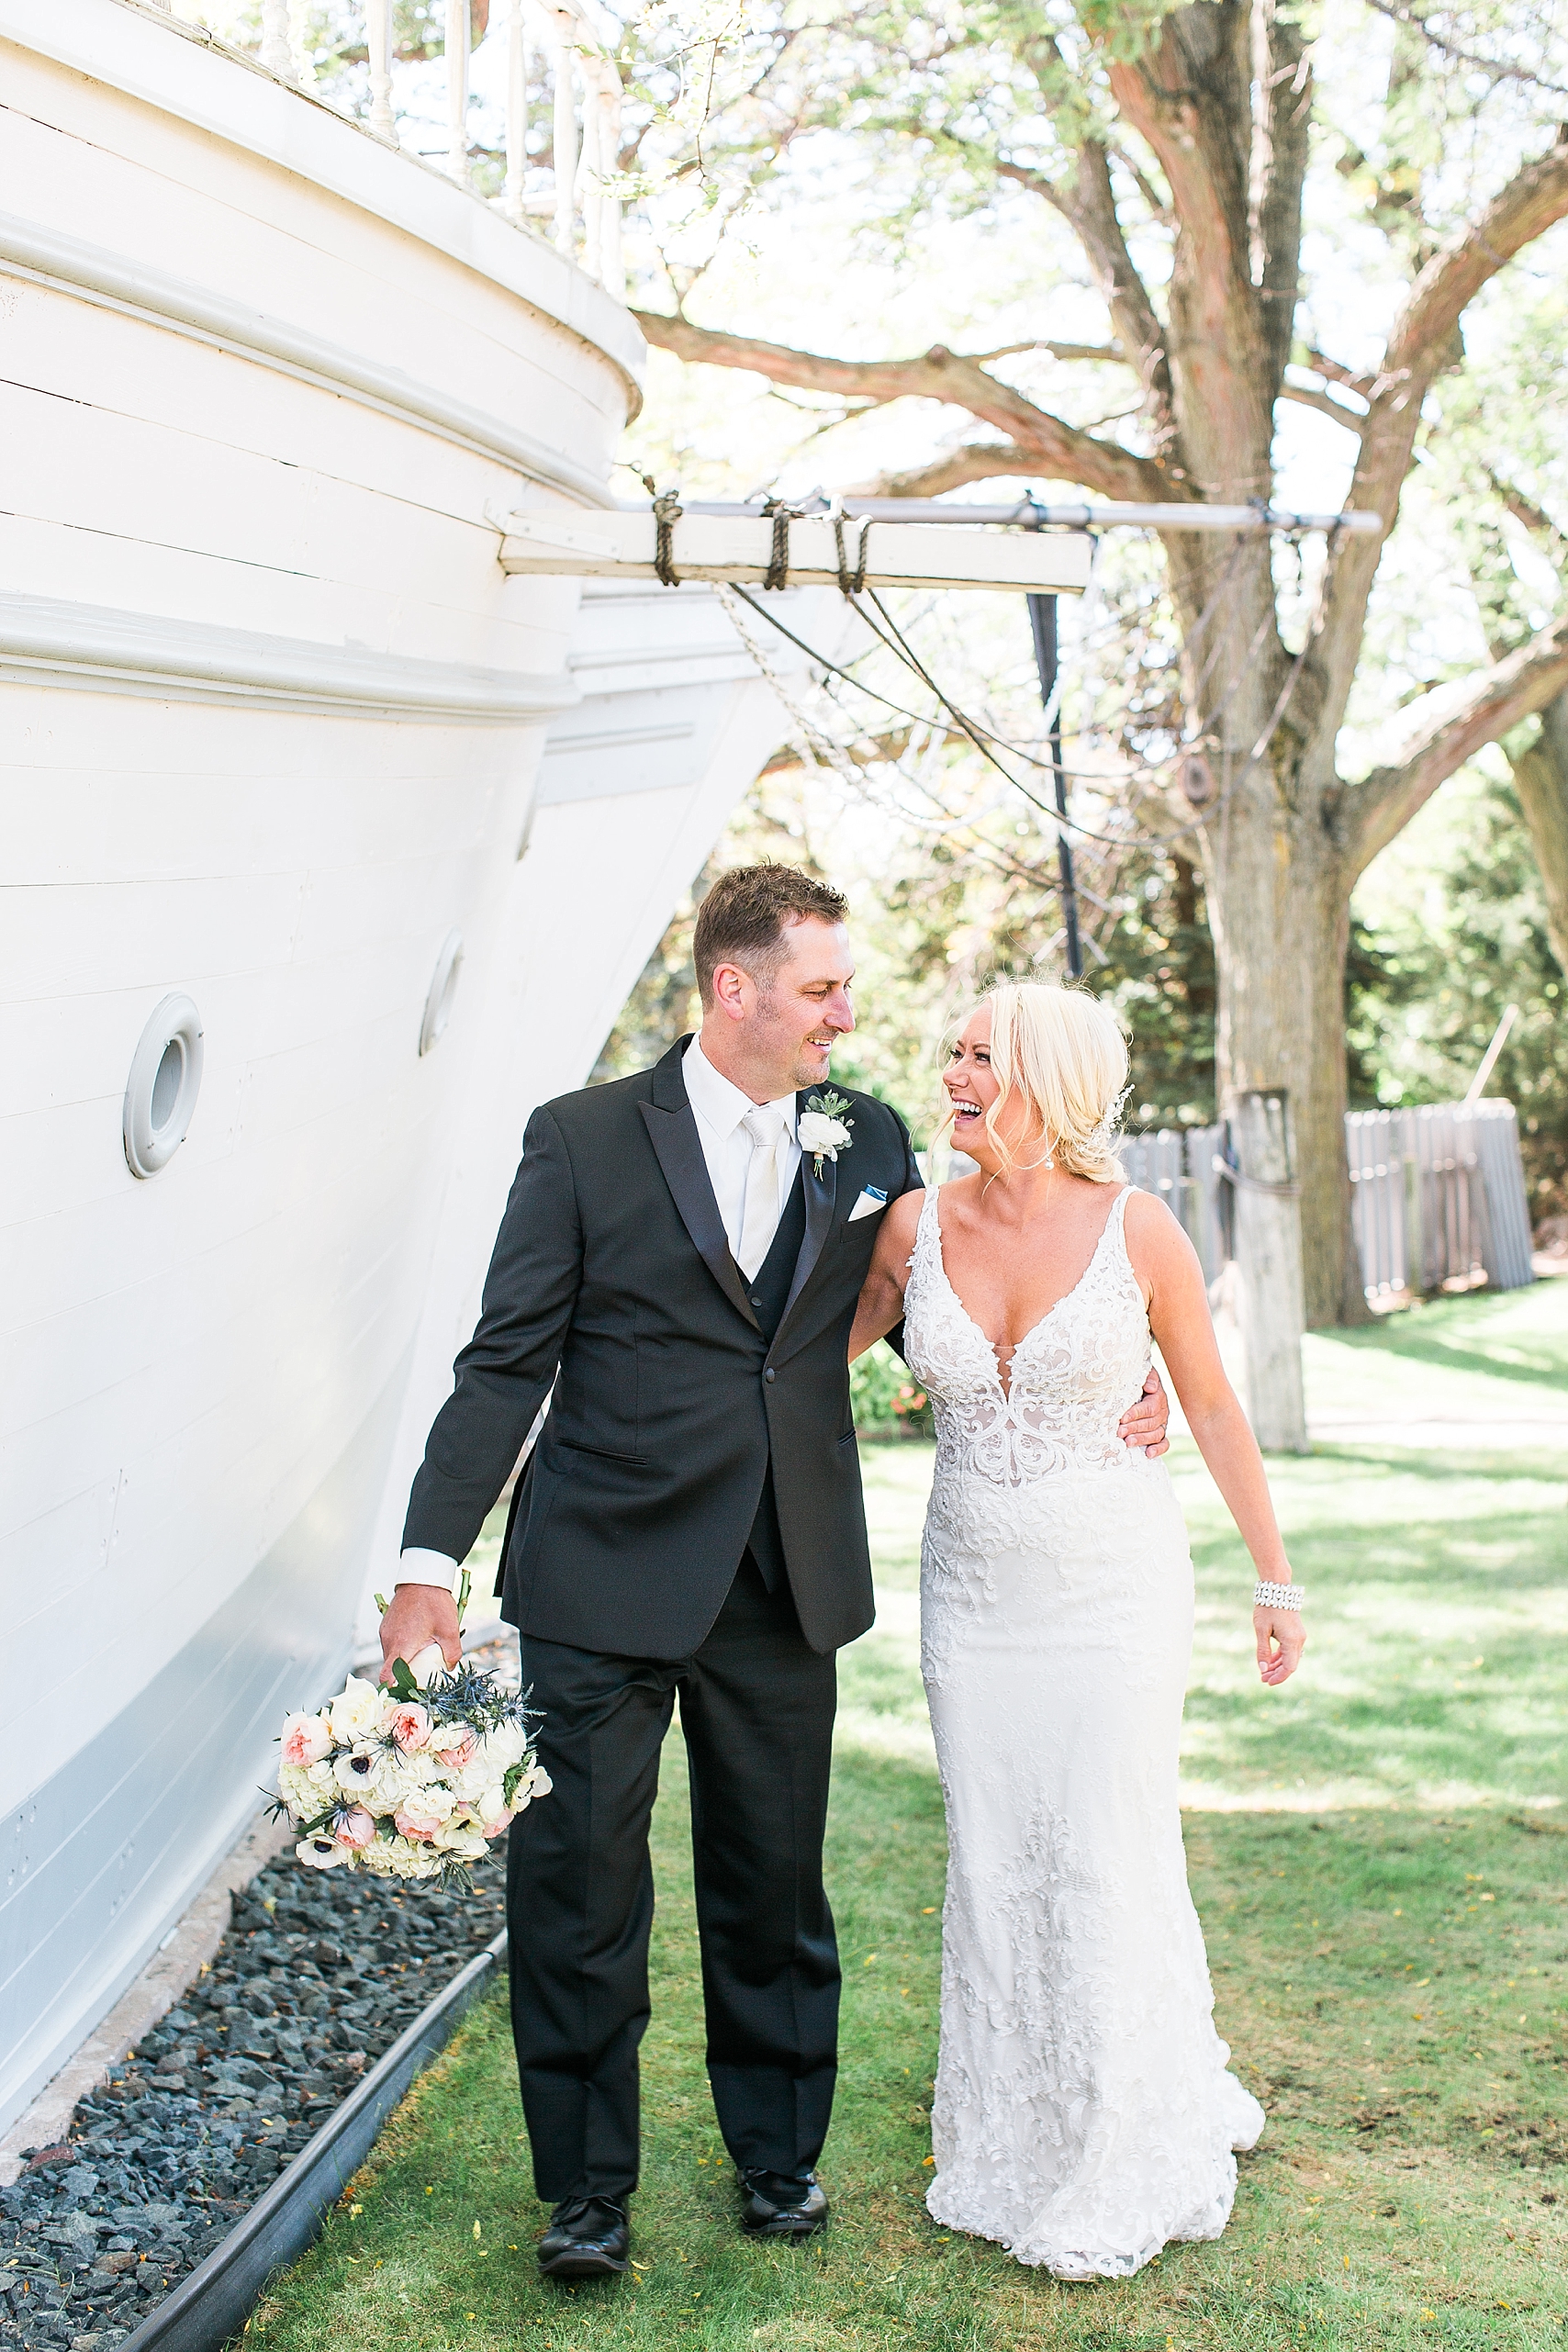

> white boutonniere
[799,1088,854,1179]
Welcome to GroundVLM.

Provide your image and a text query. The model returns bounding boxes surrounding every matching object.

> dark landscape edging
[118,1928,508,2352]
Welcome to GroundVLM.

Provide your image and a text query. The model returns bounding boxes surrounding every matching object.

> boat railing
[152,0,625,300]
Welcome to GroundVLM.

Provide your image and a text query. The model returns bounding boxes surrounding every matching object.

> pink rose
[336,1807,377,1850]
[394,1800,446,1842]
[280,1712,332,1769]
[433,1727,477,1769]
[386,1702,433,1753]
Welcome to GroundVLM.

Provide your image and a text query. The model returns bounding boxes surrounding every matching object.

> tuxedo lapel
[777,1128,838,1336]
[639,1043,760,1332]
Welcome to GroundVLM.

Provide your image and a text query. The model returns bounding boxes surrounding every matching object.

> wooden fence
[1117,1099,1532,1301]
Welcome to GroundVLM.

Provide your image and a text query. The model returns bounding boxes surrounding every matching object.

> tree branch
[1312,132,1568,768]
[1303,344,1376,398]
[1107,13,1271,496]
[1384,130,1568,386]
[1046,141,1178,459]
[1106,140,1173,226]
[846,446,1057,500]
[1255,5,1311,404]
[1279,382,1367,433]
[630,312,1178,504]
[1348,610,1568,872]
[1485,465,1568,555]
[968,338,1131,367]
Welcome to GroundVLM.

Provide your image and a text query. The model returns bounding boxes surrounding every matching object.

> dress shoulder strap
[909,1178,942,1273]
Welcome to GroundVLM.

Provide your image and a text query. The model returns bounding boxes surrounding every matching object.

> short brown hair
[692,863,848,1007]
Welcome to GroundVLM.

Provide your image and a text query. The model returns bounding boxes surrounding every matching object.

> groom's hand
[1118,1367,1170,1457]
[379,1583,462,1686]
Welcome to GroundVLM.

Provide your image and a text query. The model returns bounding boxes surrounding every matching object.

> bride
[849,980,1305,2281]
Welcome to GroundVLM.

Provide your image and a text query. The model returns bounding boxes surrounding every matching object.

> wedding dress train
[902,1183,1264,2279]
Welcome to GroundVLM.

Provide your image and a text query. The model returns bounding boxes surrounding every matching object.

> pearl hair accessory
[1087,1083,1133,1156]
[1254,1579,1305,1611]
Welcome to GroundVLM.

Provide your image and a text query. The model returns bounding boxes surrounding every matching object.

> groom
[381,863,1167,2279]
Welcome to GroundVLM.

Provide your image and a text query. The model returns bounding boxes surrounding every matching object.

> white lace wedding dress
[902,1182,1264,2279]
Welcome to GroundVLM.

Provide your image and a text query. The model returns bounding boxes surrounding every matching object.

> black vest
[740,1169,808,1590]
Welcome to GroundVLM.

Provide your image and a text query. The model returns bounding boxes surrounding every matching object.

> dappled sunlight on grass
[1302,1281,1568,1419]
[1176,1442,1568,1810]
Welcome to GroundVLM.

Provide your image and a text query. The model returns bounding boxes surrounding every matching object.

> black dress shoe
[739,2169,830,2238]
[536,2196,630,2279]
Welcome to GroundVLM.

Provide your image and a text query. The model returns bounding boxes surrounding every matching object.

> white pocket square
[848,1185,889,1222]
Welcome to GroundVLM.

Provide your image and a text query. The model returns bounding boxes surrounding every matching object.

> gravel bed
[0,1641,520,2352]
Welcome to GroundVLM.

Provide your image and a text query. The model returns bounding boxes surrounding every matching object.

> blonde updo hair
[946,981,1130,1182]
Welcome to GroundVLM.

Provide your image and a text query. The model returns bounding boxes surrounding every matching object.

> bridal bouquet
[273,1581,550,1883]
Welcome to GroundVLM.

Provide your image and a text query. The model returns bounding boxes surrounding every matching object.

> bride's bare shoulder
[1120,1181,1197,1271]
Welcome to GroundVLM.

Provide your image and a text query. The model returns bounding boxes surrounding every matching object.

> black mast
[1025,590,1081,980]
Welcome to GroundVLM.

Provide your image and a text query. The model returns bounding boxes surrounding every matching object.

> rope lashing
[832,513,871,599]
[651,488,684,587]
[761,498,810,591]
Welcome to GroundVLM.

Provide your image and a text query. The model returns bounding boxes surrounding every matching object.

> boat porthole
[420,929,465,1056]
[123,994,205,1179]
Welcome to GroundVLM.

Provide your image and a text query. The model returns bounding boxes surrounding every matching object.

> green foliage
[850,1342,934,1439]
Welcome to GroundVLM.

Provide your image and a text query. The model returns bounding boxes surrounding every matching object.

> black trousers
[507,1555,840,2201]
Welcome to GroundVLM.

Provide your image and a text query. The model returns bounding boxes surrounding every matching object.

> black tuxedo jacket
[401,1037,922,1658]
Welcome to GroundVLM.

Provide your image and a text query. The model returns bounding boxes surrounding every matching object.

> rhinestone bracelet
[1254,1579,1305,1611]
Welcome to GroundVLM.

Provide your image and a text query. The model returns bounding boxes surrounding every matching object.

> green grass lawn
[253,1284,1568,2352]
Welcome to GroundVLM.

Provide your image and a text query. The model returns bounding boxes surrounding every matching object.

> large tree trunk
[1197,764,1363,1328]
[1510,689,1568,978]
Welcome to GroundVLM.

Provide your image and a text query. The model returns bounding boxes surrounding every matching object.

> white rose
[481,1721,531,1775]
[798,1112,851,1159]
[476,1785,511,1836]
[329,1674,386,1743]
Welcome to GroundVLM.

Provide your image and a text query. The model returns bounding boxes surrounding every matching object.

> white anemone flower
[297,1833,354,1870]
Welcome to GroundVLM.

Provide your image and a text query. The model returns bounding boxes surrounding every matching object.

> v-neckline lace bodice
[905,1182,1151,1488]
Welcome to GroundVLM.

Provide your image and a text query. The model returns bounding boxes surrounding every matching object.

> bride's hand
[1254,1605,1305,1686]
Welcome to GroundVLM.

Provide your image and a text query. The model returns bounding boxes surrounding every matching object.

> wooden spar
[498,511,1096,591]
[666,498,1384,535]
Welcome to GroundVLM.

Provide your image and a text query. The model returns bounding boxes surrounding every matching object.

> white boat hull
[0,1,790,2131]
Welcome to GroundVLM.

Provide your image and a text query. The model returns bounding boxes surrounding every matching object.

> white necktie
[736,1106,785,1279]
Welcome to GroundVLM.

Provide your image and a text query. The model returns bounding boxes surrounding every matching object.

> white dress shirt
[681,1034,801,1268]
[399,1038,801,1592]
